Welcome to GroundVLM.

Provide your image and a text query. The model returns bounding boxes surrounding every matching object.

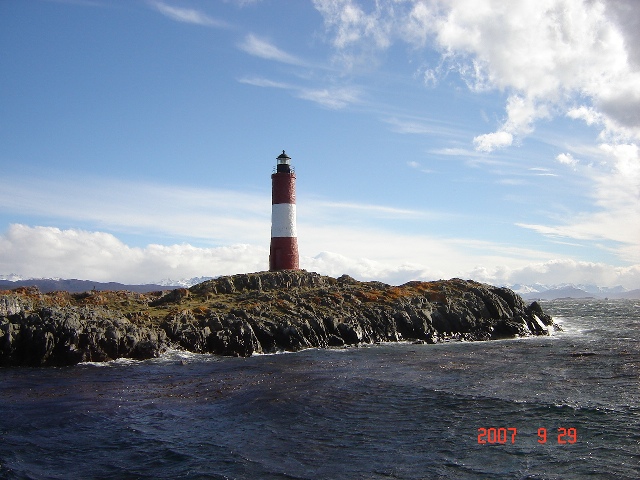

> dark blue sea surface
[1,299,638,479]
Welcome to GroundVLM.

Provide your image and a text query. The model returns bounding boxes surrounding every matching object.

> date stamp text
[477,427,578,445]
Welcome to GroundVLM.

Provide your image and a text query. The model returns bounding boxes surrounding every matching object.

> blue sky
[1,0,639,288]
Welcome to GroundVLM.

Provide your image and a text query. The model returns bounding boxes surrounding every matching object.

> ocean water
[0,299,638,479]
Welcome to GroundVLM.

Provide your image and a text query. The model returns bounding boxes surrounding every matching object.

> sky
[1,0,639,288]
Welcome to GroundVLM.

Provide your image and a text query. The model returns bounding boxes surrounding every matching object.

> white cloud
[313,0,392,51]
[297,86,361,109]
[382,116,469,140]
[0,222,513,285]
[226,0,262,6]
[2,224,637,289]
[473,131,513,152]
[0,224,267,283]
[310,200,431,219]
[238,34,304,65]
[556,152,578,168]
[239,76,361,109]
[314,0,640,145]
[303,251,442,286]
[567,106,602,126]
[149,1,227,27]
[429,147,482,157]
[470,259,640,290]
[529,167,558,177]
[238,76,291,89]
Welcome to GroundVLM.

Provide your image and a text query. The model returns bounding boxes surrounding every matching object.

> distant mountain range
[1,274,638,299]
[510,283,640,300]
[0,277,181,294]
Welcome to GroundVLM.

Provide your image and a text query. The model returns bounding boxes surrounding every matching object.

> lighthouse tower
[269,150,299,271]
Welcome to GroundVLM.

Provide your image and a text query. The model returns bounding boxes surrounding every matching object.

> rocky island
[0,270,556,367]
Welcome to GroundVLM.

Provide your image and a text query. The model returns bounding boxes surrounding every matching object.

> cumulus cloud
[473,93,547,152]
[473,131,513,152]
[470,259,640,290]
[567,106,602,126]
[303,251,443,286]
[0,223,500,285]
[556,152,578,168]
[0,223,460,284]
[2,224,638,288]
[313,0,640,145]
[0,224,267,284]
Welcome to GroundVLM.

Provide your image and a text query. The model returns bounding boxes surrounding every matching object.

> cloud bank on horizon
[0,0,638,288]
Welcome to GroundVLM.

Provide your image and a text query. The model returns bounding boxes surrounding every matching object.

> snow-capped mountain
[508,283,639,300]
[0,273,26,282]
[155,276,215,288]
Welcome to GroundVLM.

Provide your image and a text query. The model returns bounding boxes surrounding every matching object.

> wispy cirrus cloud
[297,86,360,109]
[384,117,442,135]
[518,142,640,263]
[149,1,228,28]
[238,75,361,110]
[237,76,291,90]
[0,174,271,246]
[309,200,436,220]
[238,33,304,65]
[238,33,364,109]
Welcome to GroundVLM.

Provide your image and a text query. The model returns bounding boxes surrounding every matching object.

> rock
[0,306,166,367]
[0,271,558,366]
[0,296,27,316]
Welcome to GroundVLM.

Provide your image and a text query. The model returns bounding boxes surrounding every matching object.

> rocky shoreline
[0,270,557,367]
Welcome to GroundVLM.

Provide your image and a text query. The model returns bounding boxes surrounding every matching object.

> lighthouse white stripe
[271,203,297,237]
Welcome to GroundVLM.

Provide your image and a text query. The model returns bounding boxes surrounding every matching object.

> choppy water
[1,299,638,479]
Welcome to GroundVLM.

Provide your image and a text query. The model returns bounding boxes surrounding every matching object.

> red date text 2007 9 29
[477,427,578,444]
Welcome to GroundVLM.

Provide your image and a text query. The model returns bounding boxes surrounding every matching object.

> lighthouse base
[269,237,299,271]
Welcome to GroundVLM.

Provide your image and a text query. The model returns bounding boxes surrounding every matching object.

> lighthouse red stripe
[269,237,299,270]
[272,173,296,204]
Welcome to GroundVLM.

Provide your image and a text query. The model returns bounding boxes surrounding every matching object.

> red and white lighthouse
[269,150,299,271]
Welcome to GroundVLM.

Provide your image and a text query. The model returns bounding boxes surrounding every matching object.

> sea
[0,299,638,479]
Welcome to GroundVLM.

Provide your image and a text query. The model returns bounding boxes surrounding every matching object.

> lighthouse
[269,150,299,271]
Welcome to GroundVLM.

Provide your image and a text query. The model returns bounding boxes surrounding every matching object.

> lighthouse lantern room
[269,150,299,271]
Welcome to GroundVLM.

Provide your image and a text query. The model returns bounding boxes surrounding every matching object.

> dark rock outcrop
[0,304,166,367]
[0,271,557,366]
